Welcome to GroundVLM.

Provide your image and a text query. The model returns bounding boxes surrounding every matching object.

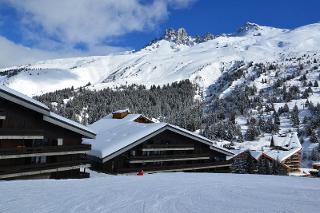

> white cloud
[0,35,127,68]
[0,0,197,67]
[5,0,196,45]
[0,36,56,68]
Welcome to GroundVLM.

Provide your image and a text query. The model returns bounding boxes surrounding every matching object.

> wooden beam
[0,150,89,159]
[142,147,194,151]
[0,136,44,139]
[129,156,210,163]
[0,164,90,179]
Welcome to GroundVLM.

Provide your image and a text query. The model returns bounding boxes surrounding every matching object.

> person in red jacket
[137,169,144,176]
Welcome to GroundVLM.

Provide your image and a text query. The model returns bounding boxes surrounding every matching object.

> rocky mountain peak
[237,22,261,34]
[163,28,215,45]
[163,28,194,46]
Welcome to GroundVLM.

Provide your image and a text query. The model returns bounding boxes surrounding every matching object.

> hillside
[0,173,319,213]
[2,22,320,168]
[1,22,320,96]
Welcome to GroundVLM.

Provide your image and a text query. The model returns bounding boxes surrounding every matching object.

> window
[57,138,63,146]
[0,109,5,127]
[40,156,47,163]
[31,156,47,164]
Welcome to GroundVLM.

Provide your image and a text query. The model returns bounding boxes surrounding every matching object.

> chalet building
[231,133,301,175]
[0,86,96,180]
[84,110,234,174]
[312,162,320,170]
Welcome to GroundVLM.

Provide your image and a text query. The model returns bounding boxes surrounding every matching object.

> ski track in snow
[0,173,319,213]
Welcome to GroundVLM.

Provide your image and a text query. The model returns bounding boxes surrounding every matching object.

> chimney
[112,109,130,119]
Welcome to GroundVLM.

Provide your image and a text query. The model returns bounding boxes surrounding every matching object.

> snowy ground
[0,173,319,213]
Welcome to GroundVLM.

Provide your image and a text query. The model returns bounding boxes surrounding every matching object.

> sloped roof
[84,113,233,161]
[264,133,301,162]
[0,85,49,114]
[249,151,263,160]
[229,133,301,163]
[0,85,95,139]
[227,149,263,161]
[43,112,96,139]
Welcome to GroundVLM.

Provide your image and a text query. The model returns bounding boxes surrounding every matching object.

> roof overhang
[0,89,49,115]
[100,124,233,163]
[43,115,96,139]
[0,85,96,139]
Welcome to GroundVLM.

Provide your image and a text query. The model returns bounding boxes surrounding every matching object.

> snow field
[0,173,319,213]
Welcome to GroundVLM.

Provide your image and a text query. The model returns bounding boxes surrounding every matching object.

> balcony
[0,144,91,159]
[118,161,232,173]
[0,129,44,139]
[0,160,90,179]
[129,153,210,164]
[142,144,194,151]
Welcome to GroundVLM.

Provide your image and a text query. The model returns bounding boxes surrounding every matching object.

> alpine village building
[230,133,302,175]
[0,85,96,180]
[84,110,234,174]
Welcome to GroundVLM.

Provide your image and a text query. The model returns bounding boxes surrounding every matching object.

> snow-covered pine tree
[291,104,300,127]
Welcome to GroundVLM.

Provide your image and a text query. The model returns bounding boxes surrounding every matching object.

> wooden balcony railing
[0,160,90,176]
[118,161,231,173]
[0,144,91,156]
[129,153,210,163]
[131,153,209,160]
[142,144,194,151]
[0,129,44,136]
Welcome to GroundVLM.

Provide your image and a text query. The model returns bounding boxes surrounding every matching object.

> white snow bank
[0,173,319,213]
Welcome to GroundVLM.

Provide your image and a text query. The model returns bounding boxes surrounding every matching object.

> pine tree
[283,103,289,113]
[270,136,275,147]
[305,99,310,108]
[274,112,280,125]
[310,131,319,143]
[301,89,309,99]
[291,104,300,127]
[245,123,260,141]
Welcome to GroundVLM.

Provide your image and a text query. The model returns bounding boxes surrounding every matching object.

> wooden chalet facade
[0,86,96,180]
[231,141,301,175]
[84,110,234,174]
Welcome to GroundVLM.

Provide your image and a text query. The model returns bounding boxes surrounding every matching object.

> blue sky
[0,0,319,67]
[116,0,320,49]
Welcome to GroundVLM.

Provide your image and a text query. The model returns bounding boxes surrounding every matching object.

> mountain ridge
[0,22,320,96]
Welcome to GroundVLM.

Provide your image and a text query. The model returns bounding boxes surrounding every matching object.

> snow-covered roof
[0,85,49,114]
[113,109,130,114]
[229,133,301,163]
[264,133,302,162]
[249,151,263,160]
[227,149,263,161]
[84,113,233,161]
[0,85,95,139]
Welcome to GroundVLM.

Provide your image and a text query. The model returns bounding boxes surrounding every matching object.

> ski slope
[1,23,320,96]
[0,173,319,213]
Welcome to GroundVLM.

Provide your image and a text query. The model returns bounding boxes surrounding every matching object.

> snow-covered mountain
[1,22,320,96]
